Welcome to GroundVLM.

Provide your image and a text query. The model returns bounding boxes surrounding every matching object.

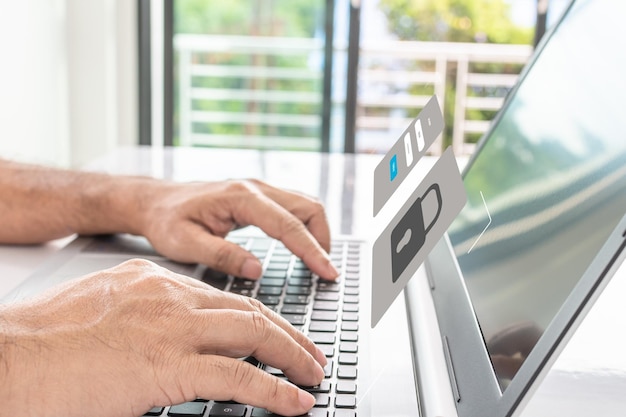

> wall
[0,0,137,168]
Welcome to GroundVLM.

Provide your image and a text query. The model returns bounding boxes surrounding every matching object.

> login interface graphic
[370,96,467,327]
[373,95,444,216]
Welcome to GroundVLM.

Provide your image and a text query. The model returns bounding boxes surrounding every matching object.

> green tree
[377,0,533,149]
[378,0,532,44]
[174,0,324,149]
[175,0,321,37]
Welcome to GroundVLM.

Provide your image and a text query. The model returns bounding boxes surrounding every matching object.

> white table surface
[1,145,625,416]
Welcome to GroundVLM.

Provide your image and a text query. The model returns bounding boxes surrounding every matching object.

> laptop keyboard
[144,235,361,417]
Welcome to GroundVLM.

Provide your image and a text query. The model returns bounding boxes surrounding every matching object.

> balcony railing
[175,34,532,155]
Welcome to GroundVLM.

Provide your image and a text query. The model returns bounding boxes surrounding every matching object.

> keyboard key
[144,407,164,416]
[313,393,330,407]
[341,322,358,332]
[343,304,358,313]
[287,286,311,296]
[338,353,358,365]
[264,365,284,376]
[309,321,337,333]
[284,295,310,305]
[259,278,286,287]
[336,381,357,394]
[344,287,359,296]
[251,408,280,417]
[292,260,308,270]
[308,332,336,345]
[337,366,358,379]
[335,395,357,409]
[230,288,254,297]
[333,410,356,417]
[290,269,312,278]
[314,292,340,302]
[244,356,259,367]
[339,342,358,353]
[342,312,359,321]
[281,314,307,326]
[318,344,335,357]
[323,361,334,378]
[317,282,342,292]
[311,311,338,322]
[255,408,327,417]
[344,281,359,288]
[305,380,332,393]
[250,238,273,251]
[313,301,339,311]
[281,305,308,315]
[288,278,312,287]
[256,295,280,306]
[201,269,228,290]
[343,295,359,304]
[209,403,247,417]
[168,402,206,417]
[265,262,290,271]
[340,332,358,342]
[302,410,328,417]
[231,279,256,289]
[258,286,282,296]
[345,272,359,281]
[263,270,288,279]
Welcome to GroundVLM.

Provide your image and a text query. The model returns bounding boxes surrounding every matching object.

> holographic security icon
[389,154,398,181]
[390,183,442,283]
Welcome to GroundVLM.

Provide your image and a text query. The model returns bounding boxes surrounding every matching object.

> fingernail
[240,258,262,279]
[298,389,316,409]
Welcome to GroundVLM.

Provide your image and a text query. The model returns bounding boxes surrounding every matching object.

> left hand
[136,179,339,280]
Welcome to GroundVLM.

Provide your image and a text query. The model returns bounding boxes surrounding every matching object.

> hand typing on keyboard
[0,160,339,281]
[139,179,339,281]
[0,259,328,417]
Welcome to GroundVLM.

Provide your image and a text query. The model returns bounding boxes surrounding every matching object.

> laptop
[3,0,626,416]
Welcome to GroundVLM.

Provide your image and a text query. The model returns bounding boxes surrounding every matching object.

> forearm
[0,159,154,244]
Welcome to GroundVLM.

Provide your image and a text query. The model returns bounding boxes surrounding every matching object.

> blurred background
[0,0,569,168]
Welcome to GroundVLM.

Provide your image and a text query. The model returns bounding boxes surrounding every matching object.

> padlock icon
[390,183,442,283]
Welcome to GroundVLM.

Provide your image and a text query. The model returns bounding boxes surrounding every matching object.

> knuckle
[309,198,326,216]
[226,179,254,195]
[245,297,266,313]
[119,258,157,270]
[248,311,270,340]
[230,360,255,394]
[245,178,264,188]
[280,216,305,237]
[268,376,282,403]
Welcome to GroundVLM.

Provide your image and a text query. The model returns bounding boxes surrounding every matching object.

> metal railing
[175,34,532,155]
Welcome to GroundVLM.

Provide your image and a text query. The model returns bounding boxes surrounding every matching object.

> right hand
[0,259,327,417]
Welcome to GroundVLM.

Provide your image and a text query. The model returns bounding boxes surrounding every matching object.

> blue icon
[390,155,398,181]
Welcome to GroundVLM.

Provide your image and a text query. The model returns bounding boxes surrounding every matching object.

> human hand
[0,259,327,417]
[135,179,339,280]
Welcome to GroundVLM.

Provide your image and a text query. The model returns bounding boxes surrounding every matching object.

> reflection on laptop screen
[447,0,626,390]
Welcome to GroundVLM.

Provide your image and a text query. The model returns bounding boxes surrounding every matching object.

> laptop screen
[447,0,626,390]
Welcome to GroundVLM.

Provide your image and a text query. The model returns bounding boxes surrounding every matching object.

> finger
[188,309,325,386]
[233,191,338,281]
[176,222,264,279]
[181,289,328,367]
[188,356,316,416]
[250,180,332,252]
